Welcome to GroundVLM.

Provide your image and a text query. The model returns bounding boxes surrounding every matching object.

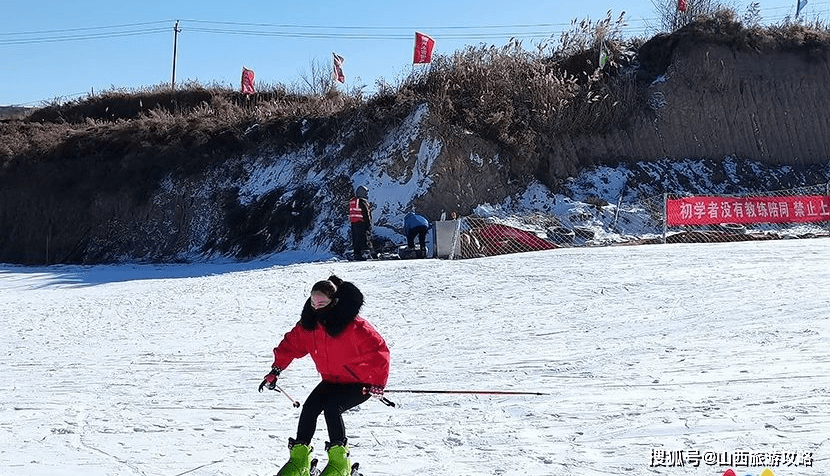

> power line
[180,17,646,41]
[0,20,172,36]
[183,26,569,41]
[0,27,170,45]
[180,18,580,30]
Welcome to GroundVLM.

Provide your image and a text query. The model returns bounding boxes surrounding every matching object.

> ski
[304,458,359,476]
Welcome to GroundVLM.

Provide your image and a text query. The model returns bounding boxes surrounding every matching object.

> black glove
[258,367,281,392]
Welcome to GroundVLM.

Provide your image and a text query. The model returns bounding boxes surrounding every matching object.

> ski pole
[361,392,396,408]
[270,383,302,408]
[375,395,396,407]
[383,389,549,396]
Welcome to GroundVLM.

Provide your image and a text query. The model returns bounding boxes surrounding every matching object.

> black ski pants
[350,222,373,260]
[406,225,428,250]
[296,381,370,446]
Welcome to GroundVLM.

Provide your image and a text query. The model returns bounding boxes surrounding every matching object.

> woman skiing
[258,275,390,476]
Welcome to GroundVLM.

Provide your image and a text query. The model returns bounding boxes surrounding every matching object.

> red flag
[413,32,435,64]
[678,0,687,12]
[332,52,345,83]
[241,67,255,94]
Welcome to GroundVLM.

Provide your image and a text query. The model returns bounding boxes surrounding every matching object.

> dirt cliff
[523,27,830,185]
[632,29,830,165]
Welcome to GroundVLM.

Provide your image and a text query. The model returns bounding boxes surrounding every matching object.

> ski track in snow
[1,239,829,476]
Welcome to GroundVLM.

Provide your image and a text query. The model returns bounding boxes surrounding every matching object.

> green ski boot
[319,442,351,476]
[276,438,313,476]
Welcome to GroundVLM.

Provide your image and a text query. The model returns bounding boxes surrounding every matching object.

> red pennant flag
[678,0,687,12]
[413,32,436,64]
[332,52,345,83]
[241,67,255,94]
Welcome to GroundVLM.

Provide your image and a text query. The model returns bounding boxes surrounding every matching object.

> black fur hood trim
[299,280,364,337]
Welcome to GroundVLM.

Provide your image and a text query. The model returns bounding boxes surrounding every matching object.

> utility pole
[171,20,181,89]
[796,0,808,19]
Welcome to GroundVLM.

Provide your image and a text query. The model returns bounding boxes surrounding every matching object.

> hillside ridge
[1,15,830,264]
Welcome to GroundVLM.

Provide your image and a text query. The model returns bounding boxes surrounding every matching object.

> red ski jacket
[273,316,390,387]
[272,279,389,387]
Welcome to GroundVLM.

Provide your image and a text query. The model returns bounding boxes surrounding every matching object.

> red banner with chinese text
[667,195,830,226]
[413,32,435,64]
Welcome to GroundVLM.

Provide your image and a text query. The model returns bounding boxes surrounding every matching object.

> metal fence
[437,183,830,259]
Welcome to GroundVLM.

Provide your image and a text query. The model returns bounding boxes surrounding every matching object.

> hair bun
[311,279,338,298]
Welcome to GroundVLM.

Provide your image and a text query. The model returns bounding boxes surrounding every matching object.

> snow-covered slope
[2,238,828,475]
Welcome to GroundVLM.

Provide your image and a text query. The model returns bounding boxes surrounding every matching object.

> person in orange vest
[348,186,374,260]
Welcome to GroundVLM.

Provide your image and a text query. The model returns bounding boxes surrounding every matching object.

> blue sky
[0,0,819,106]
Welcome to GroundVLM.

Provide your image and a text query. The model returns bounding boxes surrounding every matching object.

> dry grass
[671,8,830,50]
[395,10,644,177]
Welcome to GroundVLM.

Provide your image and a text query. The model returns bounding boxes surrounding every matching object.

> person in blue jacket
[403,211,430,258]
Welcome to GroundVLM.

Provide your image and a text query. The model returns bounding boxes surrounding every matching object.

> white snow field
[1,238,828,476]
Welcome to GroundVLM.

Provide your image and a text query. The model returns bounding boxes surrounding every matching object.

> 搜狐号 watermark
[650,449,813,468]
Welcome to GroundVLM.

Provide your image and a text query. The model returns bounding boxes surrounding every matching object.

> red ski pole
[383,389,548,396]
